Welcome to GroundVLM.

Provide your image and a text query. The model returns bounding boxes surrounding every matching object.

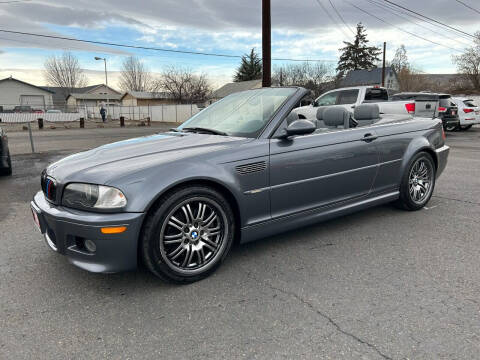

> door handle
[362,133,378,142]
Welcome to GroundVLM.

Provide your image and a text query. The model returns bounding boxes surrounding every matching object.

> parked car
[31,87,449,283]
[294,86,416,120]
[13,105,33,113]
[0,125,12,176]
[390,93,460,131]
[451,97,480,130]
[46,109,62,114]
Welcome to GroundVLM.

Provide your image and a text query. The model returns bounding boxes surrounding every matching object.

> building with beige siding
[121,91,177,106]
[0,76,54,110]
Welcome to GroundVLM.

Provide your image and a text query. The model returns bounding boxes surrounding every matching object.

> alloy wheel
[408,158,433,204]
[159,197,227,274]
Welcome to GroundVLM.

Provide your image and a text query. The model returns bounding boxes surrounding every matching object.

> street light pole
[95,57,109,117]
[262,0,271,87]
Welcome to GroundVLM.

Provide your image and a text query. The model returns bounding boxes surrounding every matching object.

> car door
[269,126,380,219]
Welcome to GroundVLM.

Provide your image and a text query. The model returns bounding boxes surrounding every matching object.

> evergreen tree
[336,23,381,73]
[234,48,262,82]
[391,44,409,73]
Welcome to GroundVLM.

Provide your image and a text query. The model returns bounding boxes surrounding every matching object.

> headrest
[354,104,380,120]
[286,111,299,125]
[323,107,349,128]
[316,106,328,120]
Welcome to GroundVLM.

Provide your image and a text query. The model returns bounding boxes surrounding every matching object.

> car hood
[46,132,250,183]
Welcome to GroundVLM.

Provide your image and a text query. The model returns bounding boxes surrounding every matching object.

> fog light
[84,239,97,253]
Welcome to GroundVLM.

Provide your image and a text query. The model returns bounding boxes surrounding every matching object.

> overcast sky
[0,0,478,89]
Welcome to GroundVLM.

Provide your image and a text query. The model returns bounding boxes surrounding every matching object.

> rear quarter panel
[372,118,443,194]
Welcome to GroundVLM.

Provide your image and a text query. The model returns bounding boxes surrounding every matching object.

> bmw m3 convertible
[31,87,449,283]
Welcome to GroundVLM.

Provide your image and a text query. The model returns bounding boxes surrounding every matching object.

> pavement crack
[247,272,393,360]
[432,195,480,206]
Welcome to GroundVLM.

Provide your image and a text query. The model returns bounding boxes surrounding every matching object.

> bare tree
[453,31,480,91]
[272,62,334,97]
[158,66,211,103]
[391,45,409,73]
[119,56,156,92]
[44,51,87,90]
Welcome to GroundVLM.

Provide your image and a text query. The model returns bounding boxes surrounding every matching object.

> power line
[382,0,475,39]
[345,0,463,52]
[365,0,472,46]
[0,28,336,62]
[454,0,480,15]
[0,0,32,3]
[328,0,355,35]
[368,0,472,42]
[313,0,352,40]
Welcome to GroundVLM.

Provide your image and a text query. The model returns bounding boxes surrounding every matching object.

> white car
[294,86,416,120]
[451,97,480,130]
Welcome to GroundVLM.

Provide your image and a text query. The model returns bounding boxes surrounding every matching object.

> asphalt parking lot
[1,126,479,359]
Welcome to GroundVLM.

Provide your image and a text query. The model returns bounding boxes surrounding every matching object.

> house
[209,79,263,104]
[43,84,120,107]
[120,91,177,106]
[341,67,399,91]
[0,76,54,110]
[66,93,122,107]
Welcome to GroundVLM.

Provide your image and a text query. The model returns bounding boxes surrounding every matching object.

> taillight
[463,108,474,113]
[441,127,446,140]
[438,107,447,112]
[405,102,415,114]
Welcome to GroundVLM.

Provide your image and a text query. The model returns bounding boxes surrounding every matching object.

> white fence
[0,104,201,124]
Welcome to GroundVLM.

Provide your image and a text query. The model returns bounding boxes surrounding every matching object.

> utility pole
[381,42,386,87]
[262,0,271,87]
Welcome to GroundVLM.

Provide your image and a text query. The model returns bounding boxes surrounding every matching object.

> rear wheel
[396,152,435,211]
[460,125,472,131]
[141,186,235,283]
[0,151,12,176]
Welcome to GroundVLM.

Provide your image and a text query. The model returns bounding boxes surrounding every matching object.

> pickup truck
[294,86,416,119]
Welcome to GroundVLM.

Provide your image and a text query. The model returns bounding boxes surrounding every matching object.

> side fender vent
[236,161,267,175]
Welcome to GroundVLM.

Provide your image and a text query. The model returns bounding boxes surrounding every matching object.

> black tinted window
[365,88,388,101]
[337,90,359,105]
[439,98,455,107]
[463,100,477,107]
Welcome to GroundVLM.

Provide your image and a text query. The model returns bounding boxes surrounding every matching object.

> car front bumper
[31,191,145,273]
[435,145,449,178]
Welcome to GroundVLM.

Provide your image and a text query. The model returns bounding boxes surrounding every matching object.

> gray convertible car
[31,87,449,283]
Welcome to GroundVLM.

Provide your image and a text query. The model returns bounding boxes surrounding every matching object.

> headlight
[62,183,127,211]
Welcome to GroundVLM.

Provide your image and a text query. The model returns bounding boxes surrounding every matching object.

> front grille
[41,172,57,202]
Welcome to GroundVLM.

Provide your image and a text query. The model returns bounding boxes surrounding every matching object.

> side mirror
[279,119,316,139]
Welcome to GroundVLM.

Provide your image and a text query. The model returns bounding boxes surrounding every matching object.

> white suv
[451,97,480,130]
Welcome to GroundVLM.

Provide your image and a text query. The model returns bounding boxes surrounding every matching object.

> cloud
[0,0,477,84]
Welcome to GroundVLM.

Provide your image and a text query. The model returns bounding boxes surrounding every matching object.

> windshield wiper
[169,128,181,132]
[182,127,228,136]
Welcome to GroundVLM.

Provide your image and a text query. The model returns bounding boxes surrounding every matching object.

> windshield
[178,87,296,137]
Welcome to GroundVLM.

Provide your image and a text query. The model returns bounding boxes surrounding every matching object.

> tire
[0,152,12,176]
[444,123,458,132]
[460,125,472,131]
[141,185,235,283]
[395,152,436,211]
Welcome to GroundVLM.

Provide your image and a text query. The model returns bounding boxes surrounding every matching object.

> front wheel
[395,152,436,211]
[141,186,235,283]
